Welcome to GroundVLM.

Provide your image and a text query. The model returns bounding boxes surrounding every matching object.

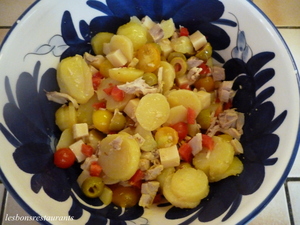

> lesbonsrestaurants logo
[4,214,74,222]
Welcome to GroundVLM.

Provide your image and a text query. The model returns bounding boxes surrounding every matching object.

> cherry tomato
[54,148,76,169]
[111,185,141,208]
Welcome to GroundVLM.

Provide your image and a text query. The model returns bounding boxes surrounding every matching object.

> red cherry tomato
[54,148,76,169]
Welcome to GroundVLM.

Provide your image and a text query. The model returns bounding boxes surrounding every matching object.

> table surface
[0,0,300,224]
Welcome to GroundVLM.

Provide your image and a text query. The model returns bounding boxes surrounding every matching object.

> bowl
[0,0,299,224]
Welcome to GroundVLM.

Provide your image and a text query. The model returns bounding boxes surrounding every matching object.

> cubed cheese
[159,145,180,168]
[73,123,89,139]
[189,30,207,51]
[175,75,190,88]
[106,49,128,67]
[196,91,211,109]
[102,42,111,55]
[142,15,156,29]
[123,98,140,121]
[69,139,86,162]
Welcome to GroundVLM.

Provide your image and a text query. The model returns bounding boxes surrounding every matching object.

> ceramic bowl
[0,0,299,224]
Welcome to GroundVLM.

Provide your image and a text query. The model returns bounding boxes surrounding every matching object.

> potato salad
[47,16,245,209]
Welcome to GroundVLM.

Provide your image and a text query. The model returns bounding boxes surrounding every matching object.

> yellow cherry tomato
[93,109,113,133]
[155,127,179,148]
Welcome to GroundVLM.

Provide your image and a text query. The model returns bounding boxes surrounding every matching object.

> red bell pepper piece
[92,72,104,90]
[178,143,193,163]
[202,134,214,151]
[81,144,94,157]
[129,169,145,188]
[92,101,106,110]
[187,107,196,124]
[90,161,102,177]
[111,85,125,102]
[179,27,189,36]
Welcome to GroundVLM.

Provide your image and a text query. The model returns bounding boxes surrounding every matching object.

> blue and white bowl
[0,0,299,224]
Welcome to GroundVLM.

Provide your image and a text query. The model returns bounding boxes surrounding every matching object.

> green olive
[167,52,186,62]
[195,43,212,61]
[142,72,158,86]
[108,112,127,131]
[81,177,105,198]
[170,57,187,77]
[196,108,211,130]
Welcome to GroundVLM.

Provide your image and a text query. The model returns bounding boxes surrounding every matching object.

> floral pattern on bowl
[0,0,299,224]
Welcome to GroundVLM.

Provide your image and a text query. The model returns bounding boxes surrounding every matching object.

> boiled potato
[170,168,209,202]
[77,94,99,126]
[193,136,235,182]
[109,35,134,61]
[88,129,105,150]
[56,128,73,150]
[166,89,202,115]
[164,105,187,125]
[98,134,141,181]
[160,18,175,39]
[109,67,144,83]
[160,61,175,94]
[57,55,94,104]
[135,93,170,131]
[55,102,77,131]
[117,21,148,51]
[135,124,157,151]
[210,156,244,182]
[171,36,195,55]
[156,167,175,188]
[162,168,209,208]
[106,93,135,112]
[196,90,211,110]
[91,32,114,55]
[99,59,113,77]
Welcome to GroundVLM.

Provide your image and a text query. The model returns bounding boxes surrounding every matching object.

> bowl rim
[0,0,299,224]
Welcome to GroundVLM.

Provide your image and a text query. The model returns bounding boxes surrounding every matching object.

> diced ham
[139,158,151,171]
[188,133,203,156]
[139,181,160,208]
[186,67,202,83]
[218,81,234,103]
[186,57,203,69]
[144,164,164,180]
[149,24,164,42]
[212,66,225,81]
